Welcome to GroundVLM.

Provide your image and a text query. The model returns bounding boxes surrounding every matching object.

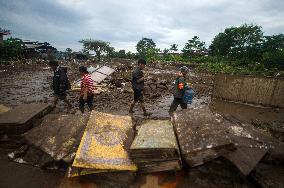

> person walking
[129,59,151,116]
[168,66,190,116]
[49,60,72,109]
[79,66,94,113]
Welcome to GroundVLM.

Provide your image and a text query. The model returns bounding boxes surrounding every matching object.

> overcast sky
[1,0,283,52]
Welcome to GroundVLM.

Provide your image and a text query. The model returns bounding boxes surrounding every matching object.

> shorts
[54,92,67,100]
[133,89,143,102]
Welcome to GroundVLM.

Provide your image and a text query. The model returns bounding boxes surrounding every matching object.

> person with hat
[168,66,190,116]
[129,59,151,116]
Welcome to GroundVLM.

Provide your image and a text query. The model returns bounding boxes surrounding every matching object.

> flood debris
[130,120,182,173]
[68,111,137,177]
[0,103,52,139]
[173,106,281,177]
[172,106,236,167]
[73,65,115,88]
[24,113,89,163]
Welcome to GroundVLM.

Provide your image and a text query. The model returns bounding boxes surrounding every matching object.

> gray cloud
[1,0,283,52]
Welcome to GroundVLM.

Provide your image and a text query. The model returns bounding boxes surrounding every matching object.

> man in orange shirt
[169,66,189,116]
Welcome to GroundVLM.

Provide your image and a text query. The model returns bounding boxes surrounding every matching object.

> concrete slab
[0,103,52,135]
[24,113,89,163]
[172,106,235,167]
[130,120,181,173]
[69,111,137,177]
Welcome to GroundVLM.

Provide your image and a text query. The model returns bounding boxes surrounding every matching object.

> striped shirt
[80,74,94,94]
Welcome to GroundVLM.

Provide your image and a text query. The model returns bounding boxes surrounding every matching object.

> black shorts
[133,89,143,102]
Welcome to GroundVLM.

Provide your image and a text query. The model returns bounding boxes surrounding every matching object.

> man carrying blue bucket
[168,66,194,116]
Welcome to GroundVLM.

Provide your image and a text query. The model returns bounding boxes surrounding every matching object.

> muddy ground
[0,60,283,188]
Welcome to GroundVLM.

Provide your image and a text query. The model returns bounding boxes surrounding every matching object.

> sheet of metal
[24,114,89,163]
[70,111,137,177]
[96,66,115,76]
[0,103,52,135]
[90,71,108,84]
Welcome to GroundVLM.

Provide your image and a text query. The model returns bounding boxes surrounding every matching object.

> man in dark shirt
[129,59,151,116]
[168,66,189,116]
[49,60,72,109]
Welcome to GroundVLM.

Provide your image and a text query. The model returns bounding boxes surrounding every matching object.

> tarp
[68,111,137,177]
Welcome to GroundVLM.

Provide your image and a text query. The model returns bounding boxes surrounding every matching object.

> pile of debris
[130,120,181,173]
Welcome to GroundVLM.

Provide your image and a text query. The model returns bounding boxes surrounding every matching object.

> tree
[65,48,72,60]
[182,36,207,58]
[136,38,156,58]
[117,50,126,58]
[0,37,24,60]
[210,24,263,61]
[79,39,111,62]
[262,34,284,67]
[170,44,178,52]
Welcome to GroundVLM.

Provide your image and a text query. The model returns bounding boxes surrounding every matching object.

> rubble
[172,106,236,167]
[0,103,52,138]
[130,120,181,173]
[24,113,89,163]
[68,111,137,177]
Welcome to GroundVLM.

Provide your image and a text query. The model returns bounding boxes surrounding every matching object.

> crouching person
[79,66,94,113]
[168,66,190,116]
[49,60,72,109]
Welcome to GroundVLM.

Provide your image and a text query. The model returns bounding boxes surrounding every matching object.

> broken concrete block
[69,111,137,177]
[172,106,235,167]
[24,113,89,163]
[130,120,181,173]
[0,103,52,136]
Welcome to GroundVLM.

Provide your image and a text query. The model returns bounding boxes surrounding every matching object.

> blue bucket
[183,88,195,104]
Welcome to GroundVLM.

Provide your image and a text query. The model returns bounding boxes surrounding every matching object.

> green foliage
[0,37,24,60]
[170,44,178,52]
[136,38,156,58]
[65,48,72,60]
[182,36,207,58]
[210,24,263,61]
[79,39,112,61]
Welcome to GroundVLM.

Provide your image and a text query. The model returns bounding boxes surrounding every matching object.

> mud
[0,60,283,188]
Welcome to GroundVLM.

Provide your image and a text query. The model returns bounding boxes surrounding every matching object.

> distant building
[0,28,10,43]
[23,40,57,59]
